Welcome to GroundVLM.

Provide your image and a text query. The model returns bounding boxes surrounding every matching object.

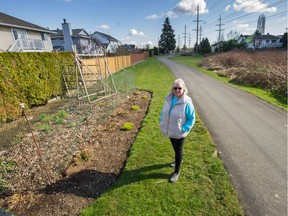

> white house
[238,34,283,50]
[91,31,120,53]
[0,12,55,52]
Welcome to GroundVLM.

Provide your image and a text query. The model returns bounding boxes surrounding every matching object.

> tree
[198,38,211,53]
[280,32,287,48]
[222,39,239,52]
[158,17,176,54]
[253,30,261,36]
[226,30,240,40]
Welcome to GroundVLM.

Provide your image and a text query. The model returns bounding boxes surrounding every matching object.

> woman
[160,78,196,182]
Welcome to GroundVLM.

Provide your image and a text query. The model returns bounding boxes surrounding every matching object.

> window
[41,33,48,40]
[12,29,27,40]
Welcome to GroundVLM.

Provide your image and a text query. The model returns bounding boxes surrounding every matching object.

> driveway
[157,56,287,216]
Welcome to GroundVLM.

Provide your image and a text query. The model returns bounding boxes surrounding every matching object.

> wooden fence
[81,52,149,76]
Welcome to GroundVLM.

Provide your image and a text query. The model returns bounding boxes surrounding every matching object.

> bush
[121,122,134,130]
[0,52,74,122]
[200,50,287,96]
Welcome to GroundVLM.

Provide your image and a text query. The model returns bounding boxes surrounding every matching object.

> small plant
[131,105,139,111]
[38,113,54,123]
[55,116,65,124]
[72,148,92,165]
[58,110,67,119]
[67,122,76,128]
[37,124,51,132]
[142,95,148,99]
[121,122,134,131]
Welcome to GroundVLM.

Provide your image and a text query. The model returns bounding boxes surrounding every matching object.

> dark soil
[1,90,151,216]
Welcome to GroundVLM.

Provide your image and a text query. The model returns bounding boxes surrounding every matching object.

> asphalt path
[157,56,287,216]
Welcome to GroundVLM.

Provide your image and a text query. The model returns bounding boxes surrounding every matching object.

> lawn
[80,57,244,215]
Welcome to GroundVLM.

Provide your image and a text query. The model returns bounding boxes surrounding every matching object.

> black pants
[170,137,185,174]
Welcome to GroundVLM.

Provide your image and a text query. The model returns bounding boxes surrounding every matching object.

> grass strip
[80,57,244,216]
[170,55,287,111]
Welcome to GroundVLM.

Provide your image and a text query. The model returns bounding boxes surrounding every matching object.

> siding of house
[0,26,53,51]
[0,26,14,51]
[26,30,53,51]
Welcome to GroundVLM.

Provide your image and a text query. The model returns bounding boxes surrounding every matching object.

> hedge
[0,52,74,123]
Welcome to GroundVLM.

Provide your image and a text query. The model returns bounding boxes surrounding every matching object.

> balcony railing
[8,38,45,52]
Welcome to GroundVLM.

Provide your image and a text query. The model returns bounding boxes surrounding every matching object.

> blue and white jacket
[160,93,195,139]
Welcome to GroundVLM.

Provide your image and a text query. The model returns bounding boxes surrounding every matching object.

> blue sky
[1,0,287,48]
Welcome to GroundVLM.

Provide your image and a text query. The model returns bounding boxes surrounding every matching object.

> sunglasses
[173,87,182,90]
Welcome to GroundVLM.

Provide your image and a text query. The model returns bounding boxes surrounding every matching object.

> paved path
[157,56,287,216]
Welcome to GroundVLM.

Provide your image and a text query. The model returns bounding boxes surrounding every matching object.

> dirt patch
[1,90,151,216]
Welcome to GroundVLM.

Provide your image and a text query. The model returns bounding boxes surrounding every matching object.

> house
[51,19,101,54]
[91,31,121,53]
[0,12,55,52]
[211,41,223,52]
[51,19,120,54]
[237,34,283,50]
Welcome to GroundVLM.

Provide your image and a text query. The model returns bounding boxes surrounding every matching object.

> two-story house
[51,19,120,54]
[0,12,55,52]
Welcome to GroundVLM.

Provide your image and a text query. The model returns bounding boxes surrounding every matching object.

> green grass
[170,55,287,111]
[80,58,244,216]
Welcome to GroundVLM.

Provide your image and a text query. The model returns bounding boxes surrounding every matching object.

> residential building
[237,34,283,50]
[91,31,121,53]
[51,19,120,54]
[0,12,55,52]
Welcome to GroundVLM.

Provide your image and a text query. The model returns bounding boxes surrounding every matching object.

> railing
[8,38,45,52]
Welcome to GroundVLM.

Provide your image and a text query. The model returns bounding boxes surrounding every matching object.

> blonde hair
[171,78,188,94]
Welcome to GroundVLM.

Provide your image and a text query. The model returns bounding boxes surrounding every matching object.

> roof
[0,12,55,34]
[51,28,91,39]
[91,31,119,43]
[253,34,280,40]
[238,34,280,42]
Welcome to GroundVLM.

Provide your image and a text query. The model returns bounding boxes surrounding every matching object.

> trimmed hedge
[0,52,74,123]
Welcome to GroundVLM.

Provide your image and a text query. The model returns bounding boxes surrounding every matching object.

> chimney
[61,18,74,52]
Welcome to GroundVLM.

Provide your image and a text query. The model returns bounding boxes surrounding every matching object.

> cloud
[166,11,178,18]
[145,13,164,20]
[129,28,146,37]
[139,41,154,48]
[100,24,109,30]
[231,22,255,34]
[233,0,277,13]
[62,0,72,2]
[172,0,209,15]
[225,5,231,12]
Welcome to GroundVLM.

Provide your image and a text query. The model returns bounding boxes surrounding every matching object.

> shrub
[131,105,139,111]
[121,122,134,130]
[0,52,74,123]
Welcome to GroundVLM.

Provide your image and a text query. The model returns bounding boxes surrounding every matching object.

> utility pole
[216,14,225,52]
[183,25,188,52]
[199,25,202,50]
[193,5,202,55]
[178,34,182,52]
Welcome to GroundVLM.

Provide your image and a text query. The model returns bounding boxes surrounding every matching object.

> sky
[1,0,287,48]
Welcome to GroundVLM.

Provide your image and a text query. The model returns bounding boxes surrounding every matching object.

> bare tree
[226,30,240,40]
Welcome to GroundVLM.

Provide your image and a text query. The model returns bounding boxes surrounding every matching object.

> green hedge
[0,52,74,123]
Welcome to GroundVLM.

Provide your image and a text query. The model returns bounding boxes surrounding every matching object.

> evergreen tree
[158,17,176,54]
[199,38,211,53]
[280,32,287,48]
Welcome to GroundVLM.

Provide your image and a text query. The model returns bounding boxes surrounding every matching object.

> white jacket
[160,93,191,139]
